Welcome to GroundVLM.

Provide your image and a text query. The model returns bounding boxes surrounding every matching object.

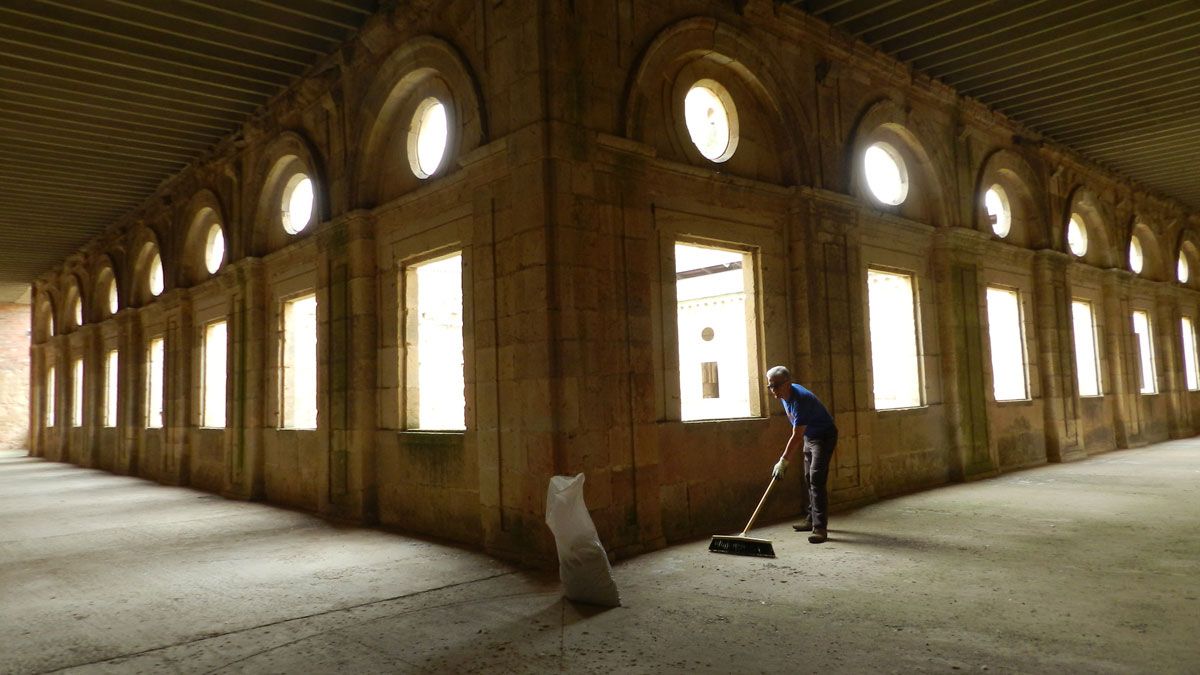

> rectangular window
[404,253,465,430]
[104,349,118,427]
[71,358,84,427]
[45,366,56,427]
[281,294,318,429]
[1132,310,1156,394]
[146,336,165,429]
[986,286,1028,401]
[867,269,923,409]
[1071,300,1101,397]
[202,320,228,428]
[1182,317,1199,391]
[675,243,759,421]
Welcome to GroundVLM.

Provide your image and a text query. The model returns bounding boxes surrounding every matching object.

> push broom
[708,473,779,557]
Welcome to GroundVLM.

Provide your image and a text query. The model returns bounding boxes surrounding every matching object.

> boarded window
[867,269,923,409]
[104,349,118,427]
[1132,310,1156,394]
[675,243,759,421]
[986,287,1028,401]
[1183,317,1199,391]
[1071,301,1101,397]
[403,252,465,430]
[146,337,165,428]
[281,294,318,429]
[202,320,227,428]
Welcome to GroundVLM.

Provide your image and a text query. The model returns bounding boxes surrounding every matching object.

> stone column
[225,258,266,500]
[1158,290,1190,438]
[1033,250,1084,461]
[117,309,140,474]
[318,213,377,522]
[160,291,191,485]
[1100,270,1136,447]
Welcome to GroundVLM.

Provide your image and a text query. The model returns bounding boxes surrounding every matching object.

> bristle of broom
[708,534,776,558]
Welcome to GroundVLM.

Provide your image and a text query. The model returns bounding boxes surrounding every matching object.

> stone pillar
[1101,270,1136,447]
[160,292,191,485]
[225,258,266,500]
[318,213,377,521]
[78,323,101,468]
[117,309,141,474]
[1033,251,1085,461]
[1159,290,1190,438]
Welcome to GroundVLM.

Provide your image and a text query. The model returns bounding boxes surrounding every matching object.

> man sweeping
[766,365,837,544]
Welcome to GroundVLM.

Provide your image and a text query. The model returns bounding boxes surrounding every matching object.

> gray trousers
[803,434,837,530]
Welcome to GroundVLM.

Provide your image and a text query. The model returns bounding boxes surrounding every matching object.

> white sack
[544,473,621,607]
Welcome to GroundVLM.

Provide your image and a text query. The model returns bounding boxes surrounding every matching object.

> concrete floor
[2,444,1198,675]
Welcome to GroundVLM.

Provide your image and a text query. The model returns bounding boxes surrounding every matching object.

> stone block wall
[23,0,1200,565]
[0,303,30,450]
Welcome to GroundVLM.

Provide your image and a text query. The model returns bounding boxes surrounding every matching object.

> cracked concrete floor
[2,442,1198,674]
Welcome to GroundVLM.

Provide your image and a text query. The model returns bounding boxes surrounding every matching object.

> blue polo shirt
[782,383,836,439]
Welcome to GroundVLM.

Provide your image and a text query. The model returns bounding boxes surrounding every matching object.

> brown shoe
[808,528,827,544]
[792,519,812,532]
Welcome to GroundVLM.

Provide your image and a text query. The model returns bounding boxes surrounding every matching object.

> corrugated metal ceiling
[0,0,377,302]
[799,0,1200,209]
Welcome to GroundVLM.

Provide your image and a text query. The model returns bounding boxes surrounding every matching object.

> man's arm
[773,425,806,478]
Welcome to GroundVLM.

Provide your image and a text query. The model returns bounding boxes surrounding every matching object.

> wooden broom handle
[741,475,780,536]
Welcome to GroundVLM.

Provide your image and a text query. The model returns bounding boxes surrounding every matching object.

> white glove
[772,458,789,479]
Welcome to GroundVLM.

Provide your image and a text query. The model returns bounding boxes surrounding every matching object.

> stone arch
[60,275,84,332]
[355,36,485,208]
[33,292,56,343]
[975,148,1048,248]
[1064,186,1115,268]
[129,227,166,307]
[623,16,815,186]
[848,97,951,227]
[180,190,229,284]
[91,254,120,320]
[1128,219,1164,280]
[250,131,327,256]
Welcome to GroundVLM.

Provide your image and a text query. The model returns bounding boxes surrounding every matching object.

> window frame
[201,318,228,429]
[104,348,119,428]
[71,357,84,428]
[279,291,319,430]
[866,266,926,411]
[145,335,166,429]
[401,250,467,431]
[1131,309,1157,395]
[1182,316,1200,392]
[1070,299,1103,398]
[985,284,1031,402]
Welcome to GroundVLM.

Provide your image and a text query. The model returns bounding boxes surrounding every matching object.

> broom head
[708,534,776,558]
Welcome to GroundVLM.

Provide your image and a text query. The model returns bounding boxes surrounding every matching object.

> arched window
[409,97,450,178]
[682,79,738,163]
[863,142,908,206]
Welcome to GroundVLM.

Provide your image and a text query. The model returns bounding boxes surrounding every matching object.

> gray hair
[766,365,791,382]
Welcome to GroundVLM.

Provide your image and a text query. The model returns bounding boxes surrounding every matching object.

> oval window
[204,224,225,274]
[1067,215,1088,257]
[1129,235,1144,274]
[985,185,1011,238]
[108,279,118,315]
[683,79,738,163]
[148,253,164,297]
[281,174,314,234]
[409,98,449,179]
[1179,253,1190,284]
[73,297,82,327]
[864,142,908,206]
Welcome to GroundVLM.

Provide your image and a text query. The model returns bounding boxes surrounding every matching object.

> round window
[108,279,118,315]
[204,223,225,274]
[683,79,738,163]
[148,253,164,297]
[863,142,908,206]
[73,297,82,327]
[1067,215,1088,257]
[1179,253,1190,283]
[281,174,314,234]
[1129,236,1144,274]
[985,185,1011,238]
[409,98,449,179]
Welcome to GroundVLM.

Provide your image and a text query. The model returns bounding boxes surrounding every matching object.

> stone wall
[25,0,1200,565]
[0,303,30,450]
